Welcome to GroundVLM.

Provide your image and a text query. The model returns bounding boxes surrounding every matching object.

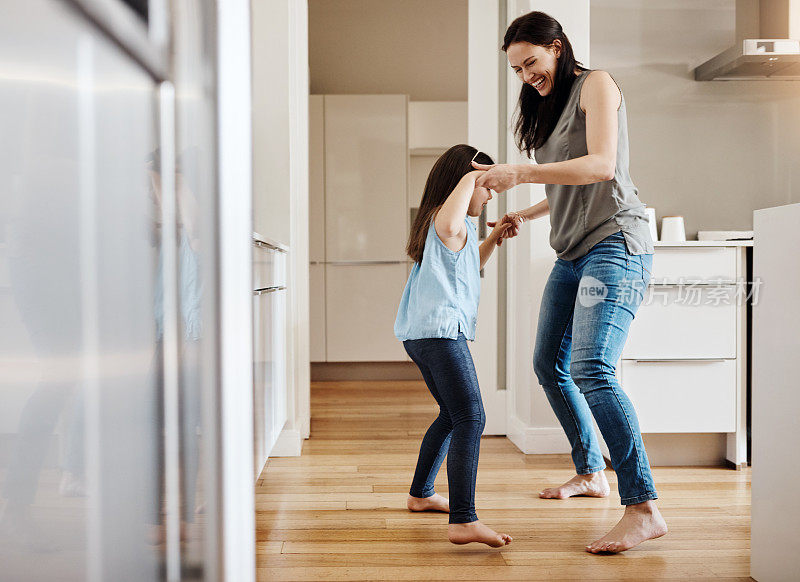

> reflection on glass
[0,1,220,579]
[1,2,160,580]
[172,1,220,577]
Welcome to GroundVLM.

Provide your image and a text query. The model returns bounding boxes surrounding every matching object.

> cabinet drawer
[623,285,737,359]
[651,246,737,284]
[620,359,736,433]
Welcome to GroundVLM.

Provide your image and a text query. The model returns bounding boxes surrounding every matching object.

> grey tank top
[534,70,653,261]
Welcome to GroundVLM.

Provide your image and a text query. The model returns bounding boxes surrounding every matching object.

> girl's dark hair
[503,11,586,157]
[406,144,494,263]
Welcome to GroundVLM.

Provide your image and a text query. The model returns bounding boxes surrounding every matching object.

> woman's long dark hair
[504,11,586,157]
[406,144,494,263]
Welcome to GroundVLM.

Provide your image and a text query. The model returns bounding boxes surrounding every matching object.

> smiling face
[467,184,492,217]
[507,40,562,97]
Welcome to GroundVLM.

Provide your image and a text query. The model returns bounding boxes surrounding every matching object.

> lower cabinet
[309,263,326,362]
[324,263,408,362]
[253,243,287,475]
[619,359,736,433]
[618,243,750,466]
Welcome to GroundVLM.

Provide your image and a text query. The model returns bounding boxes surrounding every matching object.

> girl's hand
[472,162,520,193]
[487,220,512,246]
[487,211,526,246]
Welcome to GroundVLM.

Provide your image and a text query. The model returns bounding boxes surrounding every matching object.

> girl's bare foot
[407,493,449,513]
[586,500,667,554]
[539,470,610,499]
[448,521,512,547]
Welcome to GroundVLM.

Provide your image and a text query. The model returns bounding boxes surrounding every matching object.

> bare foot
[586,500,668,554]
[407,493,449,513]
[539,471,610,499]
[448,521,512,548]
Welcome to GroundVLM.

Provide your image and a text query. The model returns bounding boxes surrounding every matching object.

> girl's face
[507,40,561,97]
[467,184,492,217]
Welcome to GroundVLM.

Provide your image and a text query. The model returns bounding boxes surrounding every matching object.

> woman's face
[467,184,492,217]
[507,40,562,97]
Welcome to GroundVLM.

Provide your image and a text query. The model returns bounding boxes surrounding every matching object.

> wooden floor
[256,381,752,581]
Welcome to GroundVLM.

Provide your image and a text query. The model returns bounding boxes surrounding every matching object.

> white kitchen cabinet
[253,241,288,473]
[623,285,737,359]
[324,95,408,262]
[309,95,326,263]
[620,359,736,433]
[325,263,408,362]
[648,245,738,283]
[619,241,751,467]
[309,263,326,362]
[310,95,410,362]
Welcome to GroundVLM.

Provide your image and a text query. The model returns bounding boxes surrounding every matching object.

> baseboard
[506,416,571,455]
[506,415,528,453]
[269,427,303,457]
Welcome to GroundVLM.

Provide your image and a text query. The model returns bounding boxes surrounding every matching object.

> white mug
[645,207,658,242]
[660,216,686,242]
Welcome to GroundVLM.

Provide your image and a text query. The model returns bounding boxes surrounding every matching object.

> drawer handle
[254,286,286,295]
[632,358,727,363]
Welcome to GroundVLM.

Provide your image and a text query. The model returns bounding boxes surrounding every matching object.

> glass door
[0,0,224,580]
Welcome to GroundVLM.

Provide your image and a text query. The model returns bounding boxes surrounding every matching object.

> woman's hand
[472,162,521,193]
[487,211,526,246]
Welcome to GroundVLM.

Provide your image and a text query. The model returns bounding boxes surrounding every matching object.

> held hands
[472,162,520,193]
[487,211,526,247]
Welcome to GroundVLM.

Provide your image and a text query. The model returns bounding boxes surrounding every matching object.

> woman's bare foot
[539,470,610,499]
[586,500,667,554]
[407,493,449,513]
[448,521,512,548]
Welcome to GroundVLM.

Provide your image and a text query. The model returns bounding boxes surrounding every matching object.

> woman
[474,11,668,553]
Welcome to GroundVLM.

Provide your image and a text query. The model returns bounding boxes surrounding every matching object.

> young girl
[394,144,512,548]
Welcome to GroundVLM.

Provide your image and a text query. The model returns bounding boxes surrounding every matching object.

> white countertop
[654,240,753,247]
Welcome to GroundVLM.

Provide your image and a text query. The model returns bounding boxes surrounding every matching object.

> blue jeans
[403,334,485,524]
[533,231,657,505]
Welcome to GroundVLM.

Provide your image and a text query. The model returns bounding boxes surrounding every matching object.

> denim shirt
[394,217,480,341]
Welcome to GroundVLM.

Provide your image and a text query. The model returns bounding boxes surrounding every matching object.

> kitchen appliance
[661,216,687,242]
[694,0,800,80]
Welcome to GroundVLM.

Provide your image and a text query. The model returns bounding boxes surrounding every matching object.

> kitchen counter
[654,240,753,247]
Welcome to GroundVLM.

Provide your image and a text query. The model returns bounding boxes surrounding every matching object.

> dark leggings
[403,333,485,524]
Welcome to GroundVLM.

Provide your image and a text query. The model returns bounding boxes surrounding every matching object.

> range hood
[695,0,800,80]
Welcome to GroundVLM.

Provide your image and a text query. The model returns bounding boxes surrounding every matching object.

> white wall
[217,0,256,578]
[468,0,507,434]
[251,0,310,455]
[591,0,800,238]
[252,0,291,245]
[505,0,590,453]
[309,0,468,101]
